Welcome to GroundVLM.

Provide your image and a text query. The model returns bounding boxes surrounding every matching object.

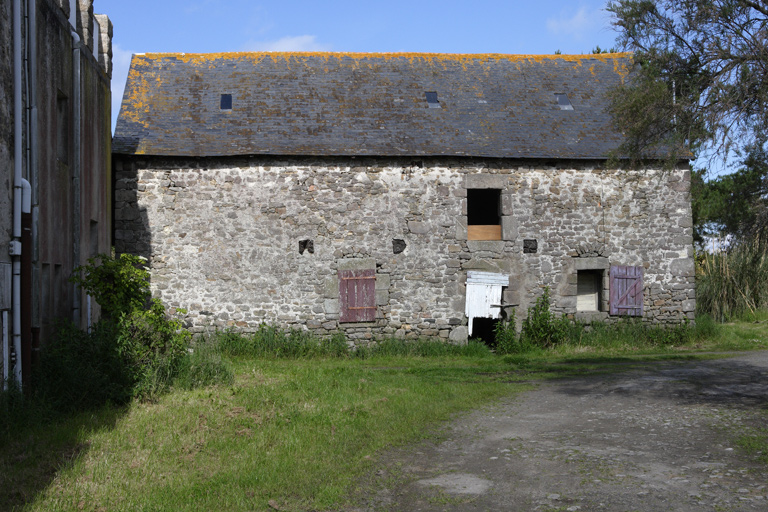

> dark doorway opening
[471,317,499,348]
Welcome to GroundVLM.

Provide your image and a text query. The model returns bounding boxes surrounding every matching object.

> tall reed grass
[696,236,768,321]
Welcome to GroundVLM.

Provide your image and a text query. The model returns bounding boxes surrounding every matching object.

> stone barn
[112,52,695,344]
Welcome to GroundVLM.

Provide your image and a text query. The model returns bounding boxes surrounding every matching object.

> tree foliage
[606,0,768,167]
[691,139,768,242]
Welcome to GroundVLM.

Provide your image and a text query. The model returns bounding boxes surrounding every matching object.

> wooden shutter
[610,265,643,316]
[339,269,376,323]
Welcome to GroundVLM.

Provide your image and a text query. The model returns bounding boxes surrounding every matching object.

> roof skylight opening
[425,91,441,109]
[220,94,233,110]
[555,93,573,111]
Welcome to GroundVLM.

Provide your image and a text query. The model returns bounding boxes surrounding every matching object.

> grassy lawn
[4,355,523,512]
[2,315,767,511]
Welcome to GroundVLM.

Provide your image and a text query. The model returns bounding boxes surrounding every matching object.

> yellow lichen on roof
[135,51,633,69]
[121,56,154,128]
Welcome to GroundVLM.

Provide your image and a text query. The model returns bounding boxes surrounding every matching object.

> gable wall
[114,156,694,342]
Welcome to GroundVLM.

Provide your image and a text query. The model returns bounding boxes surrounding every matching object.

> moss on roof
[114,52,632,158]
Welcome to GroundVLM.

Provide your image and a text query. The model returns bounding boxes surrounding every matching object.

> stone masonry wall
[114,156,695,343]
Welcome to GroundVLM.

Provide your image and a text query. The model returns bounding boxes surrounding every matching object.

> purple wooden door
[339,269,376,322]
[610,265,644,316]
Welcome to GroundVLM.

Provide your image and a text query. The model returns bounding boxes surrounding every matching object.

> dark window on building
[577,269,603,311]
[57,92,69,163]
[425,91,441,108]
[90,220,99,258]
[555,93,574,110]
[523,239,538,253]
[339,269,376,322]
[467,189,501,240]
[220,94,233,110]
[610,265,643,316]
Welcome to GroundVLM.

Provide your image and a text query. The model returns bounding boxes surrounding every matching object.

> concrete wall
[114,156,695,343]
[0,0,112,368]
[1,0,13,271]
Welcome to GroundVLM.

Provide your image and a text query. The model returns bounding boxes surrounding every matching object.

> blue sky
[97,0,621,131]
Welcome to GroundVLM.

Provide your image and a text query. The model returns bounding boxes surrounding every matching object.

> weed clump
[696,236,768,321]
[491,287,702,355]
[216,325,348,359]
[32,252,231,411]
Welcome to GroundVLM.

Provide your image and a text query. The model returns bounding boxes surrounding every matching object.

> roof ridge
[135,51,632,63]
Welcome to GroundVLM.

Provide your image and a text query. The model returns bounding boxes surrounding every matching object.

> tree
[692,160,768,243]
[606,0,768,168]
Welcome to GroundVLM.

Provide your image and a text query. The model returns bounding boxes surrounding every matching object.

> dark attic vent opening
[555,93,573,111]
[425,91,441,108]
[220,94,233,110]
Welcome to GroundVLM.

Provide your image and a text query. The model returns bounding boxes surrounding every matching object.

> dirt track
[353,351,768,511]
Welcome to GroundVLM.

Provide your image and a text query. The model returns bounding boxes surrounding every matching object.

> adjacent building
[1,0,112,387]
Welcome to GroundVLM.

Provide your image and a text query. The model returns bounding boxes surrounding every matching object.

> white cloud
[241,35,331,52]
[546,6,606,41]
[110,43,134,133]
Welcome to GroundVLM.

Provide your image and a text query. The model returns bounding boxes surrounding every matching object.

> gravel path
[353,351,768,511]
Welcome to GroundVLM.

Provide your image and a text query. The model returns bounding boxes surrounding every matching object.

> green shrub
[70,252,151,319]
[494,308,533,354]
[116,300,193,400]
[28,251,229,408]
[520,288,572,348]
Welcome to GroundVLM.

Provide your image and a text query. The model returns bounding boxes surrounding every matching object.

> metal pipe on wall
[12,0,24,388]
[71,30,82,327]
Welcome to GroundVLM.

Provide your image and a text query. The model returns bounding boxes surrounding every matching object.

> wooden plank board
[467,225,502,240]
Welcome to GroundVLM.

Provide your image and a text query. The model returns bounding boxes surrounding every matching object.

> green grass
[4,352,519,512]
[2,314,768,511]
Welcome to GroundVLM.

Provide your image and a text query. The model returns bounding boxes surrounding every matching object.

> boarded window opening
[467,189,501,240]
[577,269,603,311]
[339,269,376,323]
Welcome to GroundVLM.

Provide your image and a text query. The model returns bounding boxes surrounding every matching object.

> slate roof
[113,52,632,159]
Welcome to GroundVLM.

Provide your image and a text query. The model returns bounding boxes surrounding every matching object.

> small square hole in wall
[298,239,314,254]
[220,94,232,110]
[392,239,406,254]
[523,239,538,253]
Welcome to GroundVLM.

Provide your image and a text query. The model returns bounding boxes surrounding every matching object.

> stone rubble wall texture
[114,157,695,343]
